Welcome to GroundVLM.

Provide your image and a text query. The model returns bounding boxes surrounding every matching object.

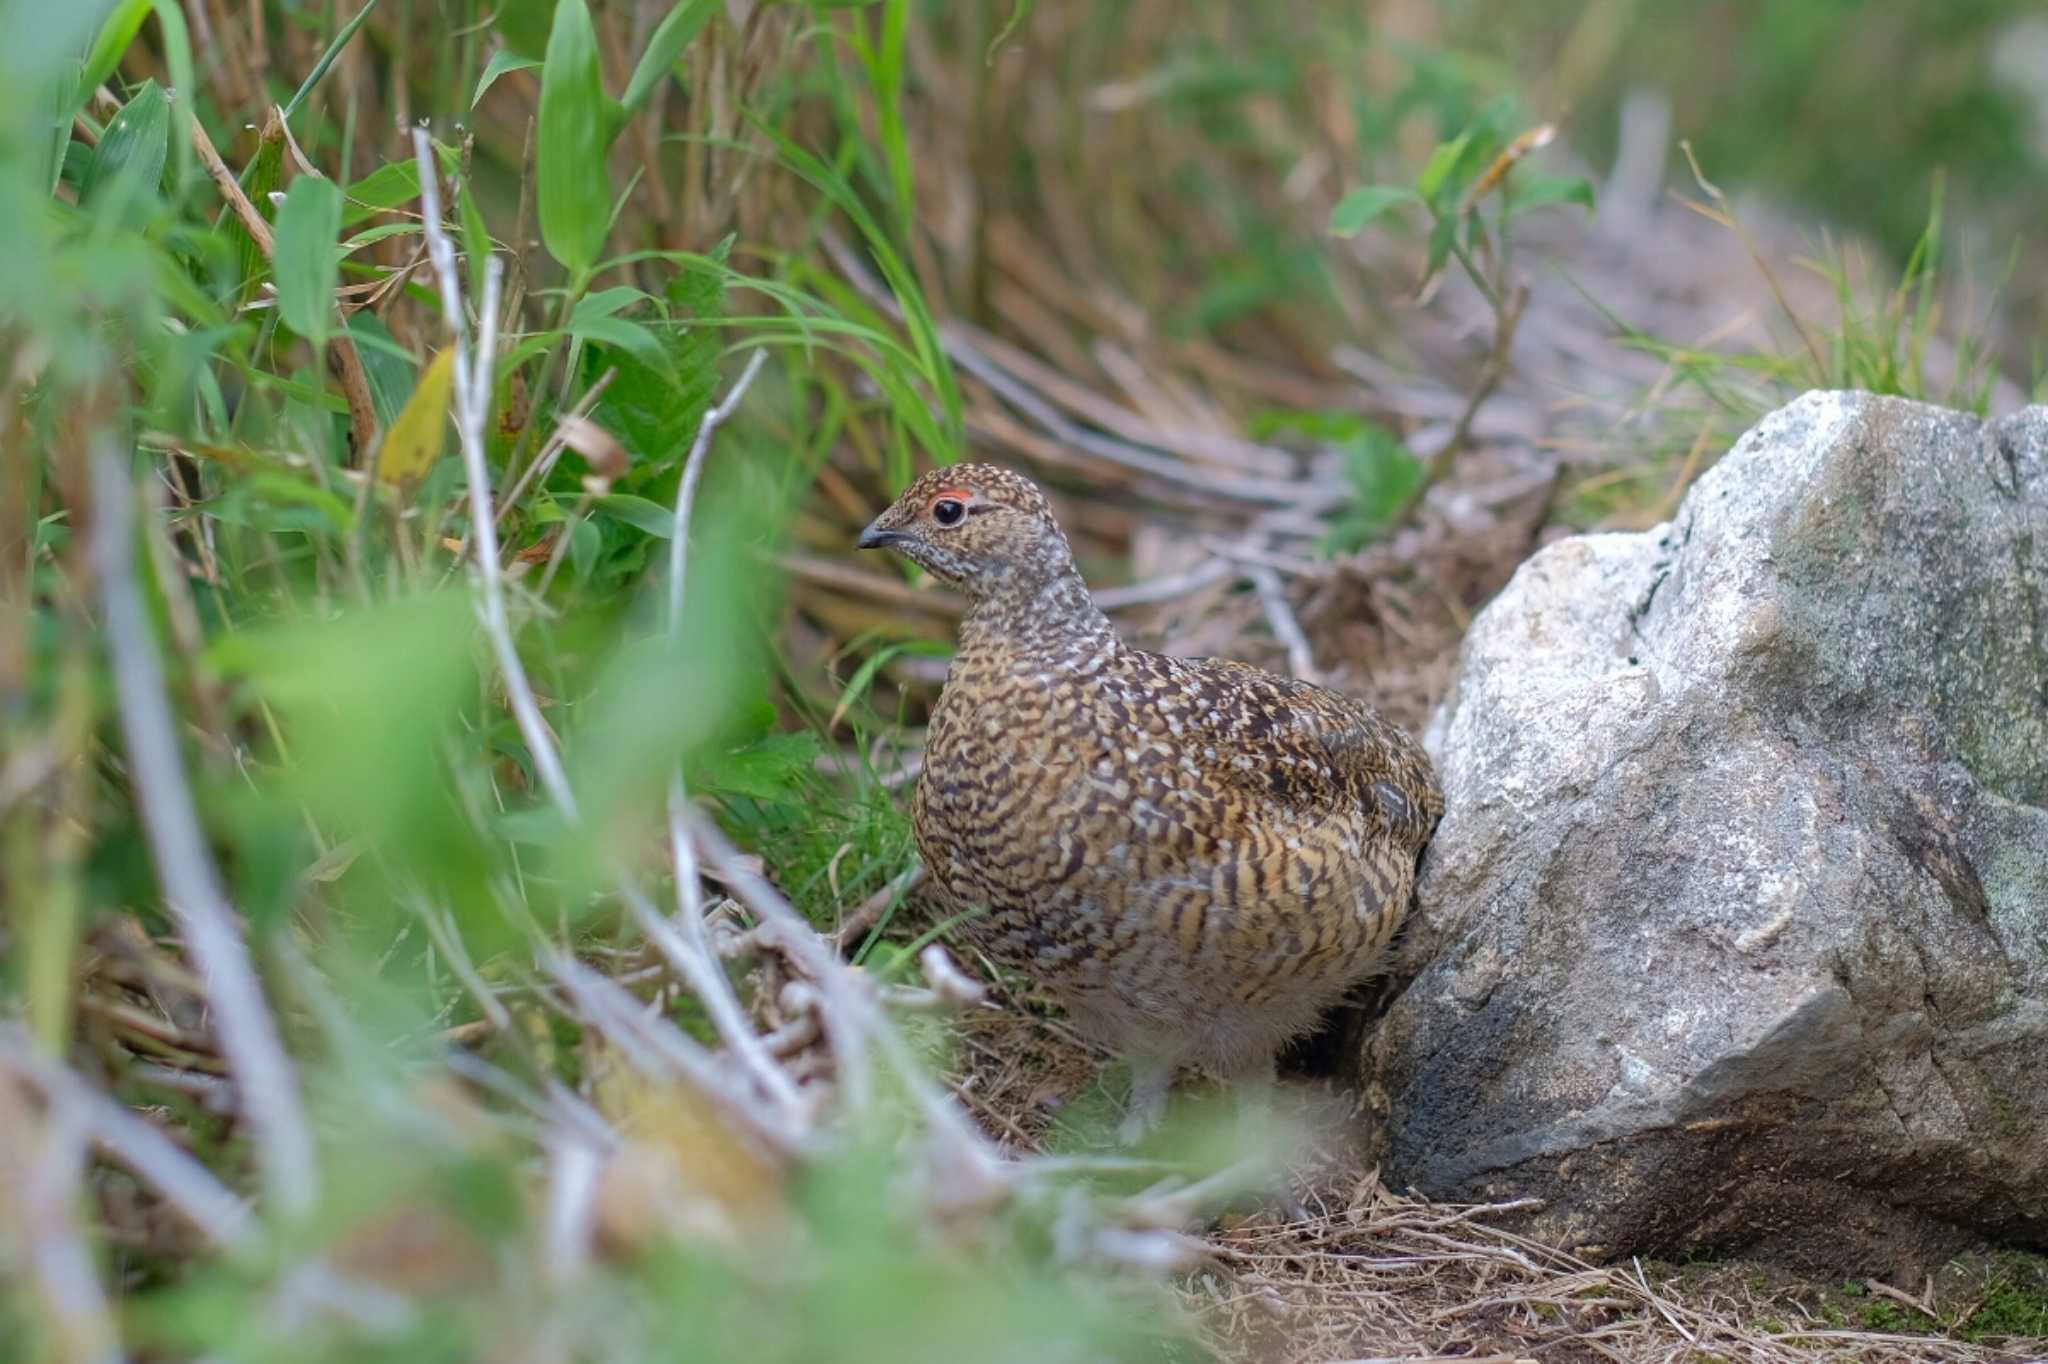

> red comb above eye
[931,488,973,503]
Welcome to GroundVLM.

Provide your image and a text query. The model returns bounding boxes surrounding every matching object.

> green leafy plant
[1326,99,1593,537]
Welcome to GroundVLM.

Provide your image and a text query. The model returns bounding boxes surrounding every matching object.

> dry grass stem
[3,1080,122,1364]
[831,862,925,950]
[1247,563,1321,682]
[86,446,318,1219]
[2,1028,255,1251]
[411,130,572,819]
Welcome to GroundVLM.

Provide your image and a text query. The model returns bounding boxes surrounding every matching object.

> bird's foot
[1116,1058,1174,1146]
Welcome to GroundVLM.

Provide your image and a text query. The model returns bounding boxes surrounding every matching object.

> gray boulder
[1364,391,2048,1276]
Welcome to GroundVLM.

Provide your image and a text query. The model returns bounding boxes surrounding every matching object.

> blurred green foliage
[1447,0,2043,262]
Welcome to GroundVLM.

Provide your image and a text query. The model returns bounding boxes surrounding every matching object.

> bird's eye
[932,498,966,526]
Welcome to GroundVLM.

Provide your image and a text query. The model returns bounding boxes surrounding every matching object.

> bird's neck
[957,568,1119,667]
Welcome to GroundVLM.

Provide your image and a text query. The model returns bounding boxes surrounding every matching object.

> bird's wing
[1144,653,1442,848]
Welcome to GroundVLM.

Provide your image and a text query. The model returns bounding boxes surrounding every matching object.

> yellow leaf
[586,1044,786,1260]
[375,347,456,491]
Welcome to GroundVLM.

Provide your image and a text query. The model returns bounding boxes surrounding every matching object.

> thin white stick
[915,944,987,1009]
[413,899,512,1034]
[408,137,1010,1218]
[815,227,1340,512]
[645,345,804,1119]
[3,1032,256,1251]
[690,810,1010,1210]
[666,347,768,631]
[541,1136,603,1284]
[626,864,803,1118]
[543,952,803,1157]
[412,129,812,1149]
[6,1083,123,1364]
[411,129,577,818]
[88,447,318,1219]
[1246,563,1320,683]
[1091,555,1236,610]
[687,810,875,1112]
[491,367,620,529]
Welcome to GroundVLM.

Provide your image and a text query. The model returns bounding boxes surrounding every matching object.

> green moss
[1961,1269,2048,1342]
[1855,1299,1913,1333]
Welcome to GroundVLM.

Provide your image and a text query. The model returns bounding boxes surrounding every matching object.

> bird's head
[855,464,1076,601]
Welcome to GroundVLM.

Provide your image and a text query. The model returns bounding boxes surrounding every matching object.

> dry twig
[651,345,808,1126]
[832,862,926,951]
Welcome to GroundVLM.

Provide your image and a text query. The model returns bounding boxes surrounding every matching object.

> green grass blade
[984,0,1036,63]
[229,119,285,305]
[472,49,540,110]
[283,0,385,123]
[274,175,343,346]
[78,0,153,104]
[80,78,168,211]
[751,120,961,449]
[621,0,720,114]
[1329,185,1421,236]
[538,0,618,277]
[874,0,913,227]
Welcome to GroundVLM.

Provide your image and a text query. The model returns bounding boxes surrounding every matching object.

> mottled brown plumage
[858,465,1442,1138]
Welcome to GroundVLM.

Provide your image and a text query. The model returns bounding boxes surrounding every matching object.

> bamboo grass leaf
[538,0,618,277]
[621,0,720,114]
[81,79,168,212]
[1329,185,1420,236]
[274,175,343,346]
[472,49,541,110]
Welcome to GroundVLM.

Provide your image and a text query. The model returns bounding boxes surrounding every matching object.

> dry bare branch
[776,551,964,617]
[688,811,877,1114]
[407,150,816,1151]
[490,367,621,528]
[687,810,1014,1212]
[624,869,805,1122]
[187,107,378,457]
[542,951,802,1159]
[817,228,1342,511]
[644,344,813,1124]
[1092,556,1237,610]
[916,944,987,1008]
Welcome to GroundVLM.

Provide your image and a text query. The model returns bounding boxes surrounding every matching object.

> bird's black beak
[856,518,900,551]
